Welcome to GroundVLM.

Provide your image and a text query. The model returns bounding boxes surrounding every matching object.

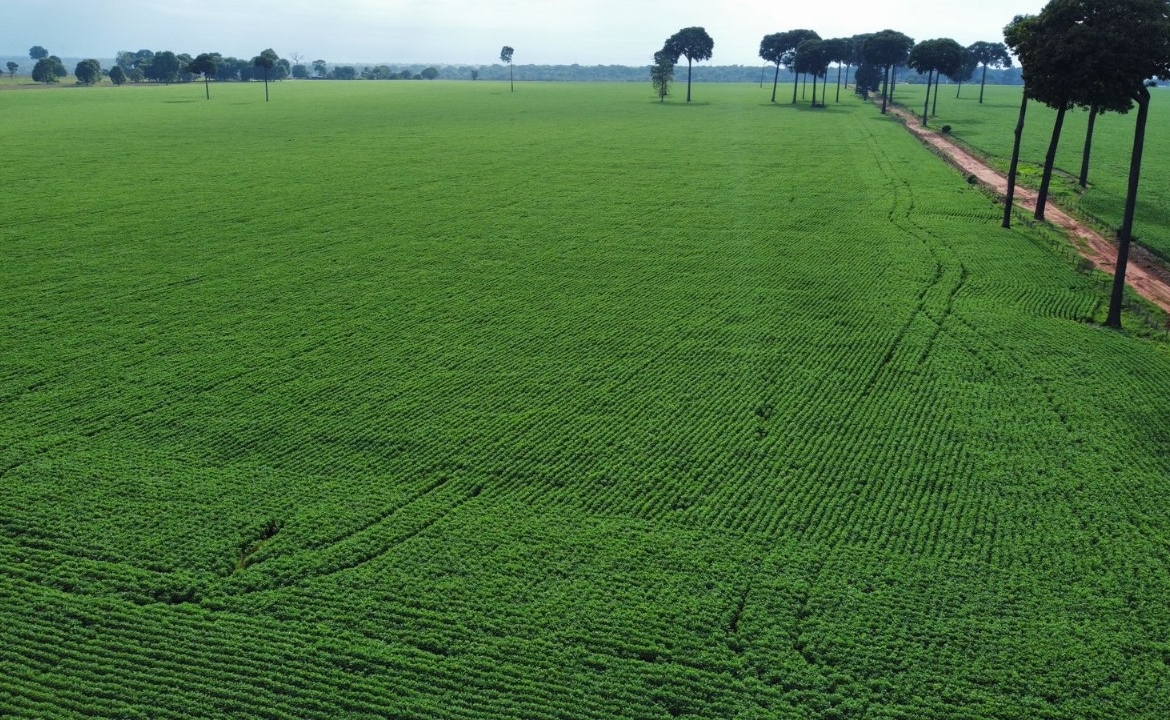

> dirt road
[883,101,1170,314]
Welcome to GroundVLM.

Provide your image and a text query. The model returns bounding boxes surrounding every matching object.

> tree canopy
[74,59,102,85]
[253,48,279,101]
[500,46,515,91]
[29,46,48,61]
[967,41,1012,103]
[663,26,714,102]
[907,38,967,123]
[862,30,915,113]
[188,53,219,99]
[650,49,674,102]
[31,56,67,84]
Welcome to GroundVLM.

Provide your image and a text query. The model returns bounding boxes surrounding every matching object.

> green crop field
[2,80,1170,719]
[892,82,1170,261]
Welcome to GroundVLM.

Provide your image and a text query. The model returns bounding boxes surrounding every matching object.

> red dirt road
[884,101,1170,314]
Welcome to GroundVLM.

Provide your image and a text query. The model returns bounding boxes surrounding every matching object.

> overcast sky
[5,1,1046,66]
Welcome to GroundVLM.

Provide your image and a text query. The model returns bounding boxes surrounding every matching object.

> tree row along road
[881,99,1170,315]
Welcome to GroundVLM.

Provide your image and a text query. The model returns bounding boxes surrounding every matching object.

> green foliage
[6,61,18,78]
[73,59,102,85]
[31,56,66,84]
[650,49,674,101]
[1,82,1169,719]
[28,45,48,60]
[663,26,714,102]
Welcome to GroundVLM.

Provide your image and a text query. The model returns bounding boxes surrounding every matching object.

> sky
[4,0,1048,66]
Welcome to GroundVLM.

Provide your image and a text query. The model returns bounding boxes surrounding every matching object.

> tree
[421,67,439,80]
[663,27,714,102]
[1002,15,1039,230]
[907,38,966,125]
[951,52,978,98]
[650,49,675,101]
[188,53,218,99]
[845,34,873,89]
[967,41,1012,104]
[74,59,102,85]
[31,56,66,84]
[794,39,830,106]
[758,33,787,103]
[6,62,17,79]
[863,30,915,114]
[29,46,48,61]
[853,62,883,99]
[312,59,328,78]
[147,51,181,84]
[292,64,309,79]
[109,65,127,85]
[500,46,514,91]
[821,38,852,103]
[471,69,479,81]
[253,48,278,101]
[779,30,820,103]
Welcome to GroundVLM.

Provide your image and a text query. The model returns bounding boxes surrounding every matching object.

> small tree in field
[74,59,102,85]
[967,41,1012,104]
[188,53,218,99]
[663,27,714,103]
[253,48,278,102]
[32,56,66,84]
[109,65,127,85]
[651,49,674,101]
[6,62,18,78]
[500,46,514,91]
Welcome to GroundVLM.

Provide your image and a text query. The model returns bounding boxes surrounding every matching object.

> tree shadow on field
[652,101,712,107]
[163,99,197,104]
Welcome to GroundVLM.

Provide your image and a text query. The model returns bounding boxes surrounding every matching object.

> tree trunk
[844,64,852,89]
[889,66,899,106]
[771,63,780,103]
[204,76,210,100]
[978,64,987,104]
[792,69,799,104]
[1080,105,1098,187]
[956,80,962,99]
[836,64,842,102]
[881,65,890,114]
[812,73,818,106]
[922,70,933,126]
[932,75,940,116]
[686,59,692,102]
[510,63,514,92]
[264,69,269,102]
[802,74,807,99]
[1035,103,1067,222]
[1003,91,1029,229]
[1107,88,1151,328]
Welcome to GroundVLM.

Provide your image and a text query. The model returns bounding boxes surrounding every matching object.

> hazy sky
[6,1,1046,65]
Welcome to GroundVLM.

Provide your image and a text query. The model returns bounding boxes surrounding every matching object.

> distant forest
[0,53,1024,86]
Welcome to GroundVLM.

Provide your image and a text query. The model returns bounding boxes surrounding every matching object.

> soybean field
[2,81,1170,719]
